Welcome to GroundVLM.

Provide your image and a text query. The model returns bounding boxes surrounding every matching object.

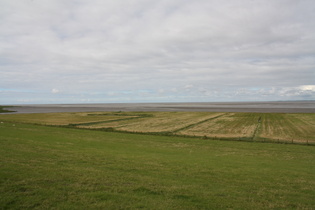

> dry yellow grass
[82,112,223,133]
[259,113,315,143]
[177,113,259,138]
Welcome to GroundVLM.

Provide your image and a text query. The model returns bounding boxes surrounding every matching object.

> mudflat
[3,101,315,113]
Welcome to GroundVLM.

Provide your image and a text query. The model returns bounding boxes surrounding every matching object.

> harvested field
[81,112,223,133]
[258,113,315,143]
[1,111,314,144]
[177,113,259,138]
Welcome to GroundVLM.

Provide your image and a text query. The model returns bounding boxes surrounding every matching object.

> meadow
[1,111,315,209]
[1,121,315,209]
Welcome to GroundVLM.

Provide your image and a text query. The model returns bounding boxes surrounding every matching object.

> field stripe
[252,115,262,141]
[172,113,227,133]
[69,117,139,126]
[69,114,152,127]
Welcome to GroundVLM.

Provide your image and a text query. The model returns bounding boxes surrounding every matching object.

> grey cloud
[0,0,314,104]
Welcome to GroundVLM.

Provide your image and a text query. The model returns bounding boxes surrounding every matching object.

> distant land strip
[2,101,315,114]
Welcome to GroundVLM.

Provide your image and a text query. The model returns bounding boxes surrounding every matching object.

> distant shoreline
[2,101,315,114]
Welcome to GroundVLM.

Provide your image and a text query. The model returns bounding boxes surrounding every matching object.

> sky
[1,0,315,104]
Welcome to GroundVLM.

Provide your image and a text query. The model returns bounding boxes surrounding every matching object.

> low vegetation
[177,113,258,139]
[1,111,314,144]
[258,113,315,143]
[1,122,314,209]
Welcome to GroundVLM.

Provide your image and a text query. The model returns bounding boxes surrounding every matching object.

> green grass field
[1,121,315,209]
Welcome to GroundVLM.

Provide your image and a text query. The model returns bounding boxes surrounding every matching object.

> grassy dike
[1,122,315,209]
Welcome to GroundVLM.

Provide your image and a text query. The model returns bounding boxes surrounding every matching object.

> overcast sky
[1,0,315,104]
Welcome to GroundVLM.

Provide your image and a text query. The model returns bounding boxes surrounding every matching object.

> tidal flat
[3,101,315,113]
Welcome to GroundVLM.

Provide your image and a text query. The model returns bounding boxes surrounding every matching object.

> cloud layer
[1,0,315,104]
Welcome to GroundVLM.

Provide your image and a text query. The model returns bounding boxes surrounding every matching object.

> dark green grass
[1,122,315,209]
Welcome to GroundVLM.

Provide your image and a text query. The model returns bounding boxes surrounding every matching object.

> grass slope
[1,122,315,209]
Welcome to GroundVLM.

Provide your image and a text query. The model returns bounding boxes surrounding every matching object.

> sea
[2,101,315,114]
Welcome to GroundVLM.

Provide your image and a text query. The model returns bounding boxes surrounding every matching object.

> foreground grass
[1,122,315,209]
